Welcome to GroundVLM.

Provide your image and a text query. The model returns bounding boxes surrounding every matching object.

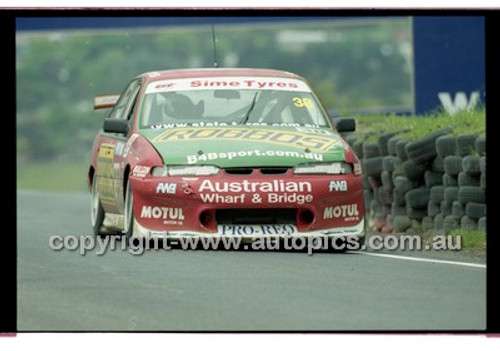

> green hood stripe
[152,127,340,153]
[141,126,346,168]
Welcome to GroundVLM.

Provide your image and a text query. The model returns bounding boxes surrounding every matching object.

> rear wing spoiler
[94,94,120,110]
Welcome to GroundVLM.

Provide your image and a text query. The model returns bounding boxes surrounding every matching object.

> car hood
[140,125,347,168]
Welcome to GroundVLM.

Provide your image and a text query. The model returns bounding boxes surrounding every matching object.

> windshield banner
[145,77,312,94]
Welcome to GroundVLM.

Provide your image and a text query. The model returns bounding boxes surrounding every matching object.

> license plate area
[217,224,298,236]
[216,208,296,225]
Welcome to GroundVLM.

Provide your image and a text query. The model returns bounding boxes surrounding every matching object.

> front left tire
[123,180,135,240]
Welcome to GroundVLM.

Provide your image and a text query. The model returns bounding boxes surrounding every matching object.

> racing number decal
[97,143,116,205]
[292,97,314,108]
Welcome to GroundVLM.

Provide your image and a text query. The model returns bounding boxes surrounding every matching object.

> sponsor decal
[97,178,114,204]
[140,206,185,224]
[329,180,347,192]
[187,149,323,164]
[145,77,311,94]
[156,182,177,194]
[97,143,116,204]
[99,144,115,158]
[98,143,115,171]
[151,122,325,130]
[152,121,228,129]
[200,193,246,204]
[113,163,121,179]
[132,165,151,178]
[198,180,313,205]
[115,141,125,157]
[198,180,311,193]
[267,193,313,205]
[182,184,195,195]
[123,133,139,158]
[199,193,313,205]
[295,127,333,135]
[219,224,297,236]
[323,204,359,221]
[153,128,339,152]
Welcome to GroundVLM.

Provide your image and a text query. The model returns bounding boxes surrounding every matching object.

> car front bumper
[130,170,365,238]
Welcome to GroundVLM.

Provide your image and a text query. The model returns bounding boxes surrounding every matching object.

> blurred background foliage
[16,17,412,166]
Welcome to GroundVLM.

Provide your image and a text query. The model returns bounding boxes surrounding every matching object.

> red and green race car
[89,68,365,244]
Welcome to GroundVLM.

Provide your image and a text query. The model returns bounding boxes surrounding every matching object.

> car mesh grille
[224,168,254,175]
[223,167,290,175]
[260,167,289,175]
[216,209,296,225]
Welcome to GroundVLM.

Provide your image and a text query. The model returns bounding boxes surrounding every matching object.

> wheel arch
[88,166,95,191]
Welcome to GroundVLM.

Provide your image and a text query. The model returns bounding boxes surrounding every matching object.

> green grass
[449,229,486,254]
[17,161,89,192]
[355,108,486,143]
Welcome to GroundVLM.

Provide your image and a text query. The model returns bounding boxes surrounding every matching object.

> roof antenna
[212,24,218,68]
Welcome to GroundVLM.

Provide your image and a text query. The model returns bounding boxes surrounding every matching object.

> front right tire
[91,173,105,236]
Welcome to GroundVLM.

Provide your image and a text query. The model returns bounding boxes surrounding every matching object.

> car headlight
[151,165,220,176]
[293,162,353,175]
[353,162,362,175]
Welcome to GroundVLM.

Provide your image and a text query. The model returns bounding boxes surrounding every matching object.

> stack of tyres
[354,128,486,235]
[361,140,385,231]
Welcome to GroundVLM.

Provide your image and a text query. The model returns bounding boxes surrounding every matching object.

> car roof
[137,68,306,82]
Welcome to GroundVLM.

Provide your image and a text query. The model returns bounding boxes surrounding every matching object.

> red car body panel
[89,68,365,239]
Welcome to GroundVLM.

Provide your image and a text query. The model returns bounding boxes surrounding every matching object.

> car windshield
[138,77,330,128]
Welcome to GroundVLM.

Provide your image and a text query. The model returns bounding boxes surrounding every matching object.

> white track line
[352,251,486,268]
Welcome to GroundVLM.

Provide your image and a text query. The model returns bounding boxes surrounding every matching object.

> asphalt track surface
[17,190,486,331]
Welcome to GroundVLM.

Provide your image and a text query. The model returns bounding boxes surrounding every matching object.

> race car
[89,68,365,245]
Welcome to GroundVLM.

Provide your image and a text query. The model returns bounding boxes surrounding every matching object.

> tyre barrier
[431,156,445,173]
[355,132,486,234]
[436,135,457,157]
[456,135,477,157]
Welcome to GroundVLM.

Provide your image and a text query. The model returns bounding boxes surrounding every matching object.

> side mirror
[335,117,356,133]
[103,119,129,134]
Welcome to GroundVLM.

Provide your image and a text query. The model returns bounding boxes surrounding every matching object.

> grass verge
[449,229,486,255]
[17,161,89,192]
[354,108,486,143]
